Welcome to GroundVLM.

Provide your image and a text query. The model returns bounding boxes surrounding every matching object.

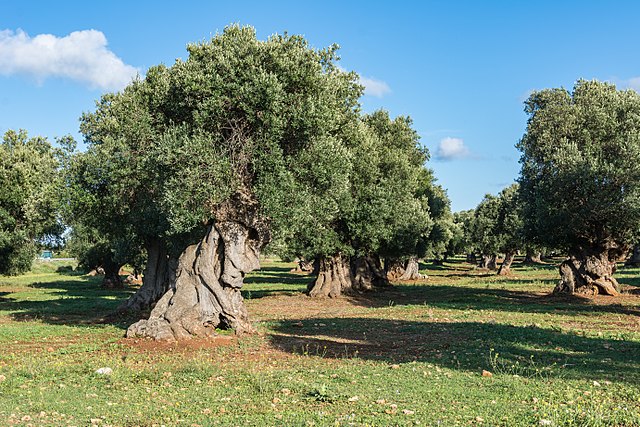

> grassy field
[0,258,639,426]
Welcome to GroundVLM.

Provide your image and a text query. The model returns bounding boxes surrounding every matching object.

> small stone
[90,419,102,425]
[21,415,32,422]
[348,396,359,402]
[403,409,415,415]
[280,388,291,395]
[539,420,552,426]
[390,364,400,369]
[482,370,493,377]
[592,381,601,387]
[95,367,113,375]
[272,397,281,404]
[476,416,484,423]
[47,347,55,352]
[0,374,6,382]
[201,409,212,415]
[375,399,386,404]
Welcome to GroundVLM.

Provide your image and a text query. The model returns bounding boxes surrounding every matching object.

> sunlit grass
[0,258,638,426]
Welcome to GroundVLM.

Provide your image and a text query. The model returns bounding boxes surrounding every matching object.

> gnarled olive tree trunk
[290,258,314,273]
[352,254,388,290]
[523,249,542,265]
[127,212,269,340]
[102,260,124,289]
[307,254,354,298]
[120,239,176,312]
[401,257,427,280]
[497,251,515,276]
[555,243,625,296]
[385,258,406,281]
[386,257,426,281]
[478,254,492,269]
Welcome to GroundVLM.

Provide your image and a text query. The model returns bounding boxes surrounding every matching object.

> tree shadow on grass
[242,269,310,299]
[343,283,640,318]
[0,275,138,329]
[267,317,640,383]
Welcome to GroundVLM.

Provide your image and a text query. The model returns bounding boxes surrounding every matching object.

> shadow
[0,274,138,329]
[242,288,307,299]
[243,269,310,299]
[267,317,640,383]
[340,283,640,318]
[54,265,86,276]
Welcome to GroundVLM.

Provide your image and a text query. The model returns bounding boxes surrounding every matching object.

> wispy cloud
[360,76,391,98]
[434,137,471,161]
[0,29,138,91]
[621,77,640,92]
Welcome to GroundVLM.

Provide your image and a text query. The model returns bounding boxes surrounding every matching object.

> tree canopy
[0,130,65,275]
[518,79,640,294]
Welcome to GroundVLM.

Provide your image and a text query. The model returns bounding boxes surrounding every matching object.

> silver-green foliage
[0,130,64,274]
[518,80,640,251]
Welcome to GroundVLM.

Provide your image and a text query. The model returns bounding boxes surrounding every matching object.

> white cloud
[435,137,471,160]
[360,76,391,98]
[0,29,138,91]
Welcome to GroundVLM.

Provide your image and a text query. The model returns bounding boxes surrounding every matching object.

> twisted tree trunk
[102,261,124,289]
[386,257,426,281]
[487,254,498,271]
[120,239,176,312]
[555,243,625,296]
[127,223,261,339]
[400,257,427,280]
[127,199,269,340]
[352,254,388,290]
[385,258,406,281]
[497,251,515,276]
[523,249,543,265]
[479,254,491,269]
[290,258,314,273]
[307,254,354,298]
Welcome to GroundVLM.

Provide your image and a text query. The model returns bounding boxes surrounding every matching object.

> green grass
[0,258,639,426]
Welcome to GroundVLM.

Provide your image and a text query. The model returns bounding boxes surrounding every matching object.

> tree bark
[385,258,406,281]
[523,250,543,265]
[307,254,354,298]
[487,254,498,271]
[555,244,625,296]
[386,257,426,281]
[290,258,314,273]
[102,261,124,288]
[497,251,515,276]
[479,254,491,269]
[625,245,640,267]
[466,253,477,265]
[127,216,268,340]
[119,239,176,312]
[352,254,388,290]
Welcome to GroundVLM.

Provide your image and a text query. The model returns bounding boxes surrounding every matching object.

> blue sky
[2,1,640,211]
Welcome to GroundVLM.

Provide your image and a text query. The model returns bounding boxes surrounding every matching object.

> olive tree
[518,80,640,295]
[76,26,362,339]
[470,193,502,270]
[0,130,65,275]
